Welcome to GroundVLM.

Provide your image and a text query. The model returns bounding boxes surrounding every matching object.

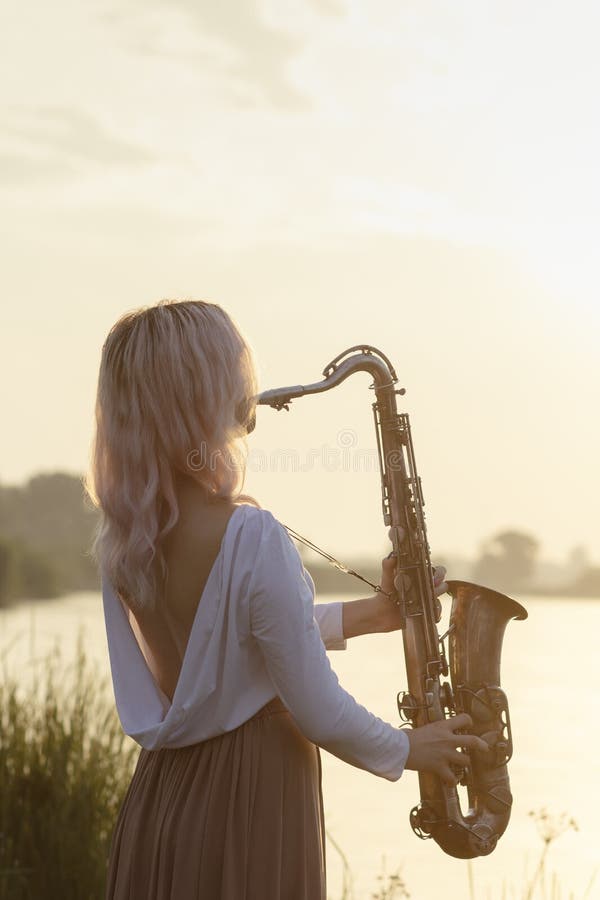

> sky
[1,0,599,566]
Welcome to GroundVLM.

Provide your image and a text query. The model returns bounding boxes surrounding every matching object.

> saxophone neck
[257,345,402,409]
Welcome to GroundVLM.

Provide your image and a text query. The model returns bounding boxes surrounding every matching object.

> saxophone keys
[440,682,454,713]
[397,691,419,723]
[394,572,412,595]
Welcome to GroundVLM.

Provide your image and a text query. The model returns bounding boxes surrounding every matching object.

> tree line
[0,472,98,606]
[0,472,598,605]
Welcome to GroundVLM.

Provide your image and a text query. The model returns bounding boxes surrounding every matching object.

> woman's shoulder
[234,504,304,581]
[234,502,283,538]
[231,504,299,567]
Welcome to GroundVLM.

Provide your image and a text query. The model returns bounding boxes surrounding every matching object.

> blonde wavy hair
[85,300,258,613]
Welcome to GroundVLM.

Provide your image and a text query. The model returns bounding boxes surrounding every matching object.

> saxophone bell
[410,579,527,858]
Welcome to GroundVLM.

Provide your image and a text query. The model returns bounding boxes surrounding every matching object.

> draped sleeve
[248,510,409,781]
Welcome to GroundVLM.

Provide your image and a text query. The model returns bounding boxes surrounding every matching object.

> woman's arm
[248,513,410,780]
[313,602,347,649]
[341,557,448,639]
[341,593,393,638]
[249,511,487,785]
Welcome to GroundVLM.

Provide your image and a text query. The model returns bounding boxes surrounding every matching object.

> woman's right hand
[405,713,490,785]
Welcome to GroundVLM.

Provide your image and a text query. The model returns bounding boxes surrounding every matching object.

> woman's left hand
[373,555,448,633]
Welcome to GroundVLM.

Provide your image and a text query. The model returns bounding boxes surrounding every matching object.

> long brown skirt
[105,697,326,899]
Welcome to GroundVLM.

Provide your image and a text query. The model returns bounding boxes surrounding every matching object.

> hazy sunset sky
[2,0,598,565]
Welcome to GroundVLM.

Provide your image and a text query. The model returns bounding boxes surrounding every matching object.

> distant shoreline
[2,473,599,606]
[1,582,598,611]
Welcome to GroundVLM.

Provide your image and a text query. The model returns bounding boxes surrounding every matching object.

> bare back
[124,485,238,705]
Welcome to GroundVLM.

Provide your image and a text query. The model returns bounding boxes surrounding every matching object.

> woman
[87,300,488,900]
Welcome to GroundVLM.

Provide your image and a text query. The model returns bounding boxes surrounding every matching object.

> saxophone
[257,345,527,859]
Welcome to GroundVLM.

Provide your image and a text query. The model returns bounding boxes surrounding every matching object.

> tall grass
[0,634,595,900]
[326,810,595,900]
[0,633,138,900]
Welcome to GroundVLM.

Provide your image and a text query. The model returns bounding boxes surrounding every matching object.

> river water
[1,593,598,900]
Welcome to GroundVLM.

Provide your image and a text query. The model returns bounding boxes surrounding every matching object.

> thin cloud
[106,0,309,109]
[307,0,345,15]
[3,106,155,168]
[0,152,77,185]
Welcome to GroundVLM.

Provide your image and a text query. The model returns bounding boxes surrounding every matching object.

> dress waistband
[248,696,288,722]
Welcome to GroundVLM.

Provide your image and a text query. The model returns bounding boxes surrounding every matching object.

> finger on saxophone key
[405,715,491,782]
[433,565,447,586]
[449,713,490,753]
[387,525,406,544]
[432,564,448,596]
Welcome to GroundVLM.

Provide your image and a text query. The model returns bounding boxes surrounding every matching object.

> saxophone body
[257,346,527,858]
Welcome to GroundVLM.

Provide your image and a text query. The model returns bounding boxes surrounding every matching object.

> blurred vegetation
[330,809,595,900]
[563,565,600,597]
[307,527,600,599]
[470,530,600,598]
[472,529,540,595]
[0,634,138,900]
[1,470,599,604]
[0,472,98,607]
